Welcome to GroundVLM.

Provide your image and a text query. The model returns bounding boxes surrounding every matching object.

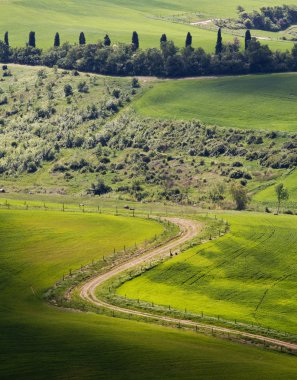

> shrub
[0,96,8,106]
[26,162,38,173]
[64,84,73,97]
[284,210,294,215]
[89,179,112,195]
[77,81,89,93]
[3,70,12,77]
[232,161,243,167]
[131,78,140,88]
[112,88,121,98]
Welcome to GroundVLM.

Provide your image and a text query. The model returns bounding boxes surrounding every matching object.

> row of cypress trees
[3,30,195,49]
[215,28,252,53]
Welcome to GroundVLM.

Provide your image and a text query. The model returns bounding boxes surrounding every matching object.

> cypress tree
[79,32,86,45]
[160,34,167,44]
[245,29,251,50]
[54,32,60,47]
[104,34,111,46]
[132,31,139,50]
[4,31,9,46]
[185,32,192,48]
[28,31,36,48]
[215,28,222,54]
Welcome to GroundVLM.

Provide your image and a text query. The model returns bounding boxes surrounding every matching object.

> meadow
[254,168,297,209]
[2,208,297,379]
[134,73,297,131]
[0,0,292,51]
[118,212,297,335]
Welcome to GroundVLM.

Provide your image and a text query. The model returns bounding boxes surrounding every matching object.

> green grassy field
[135,73,297,131]
[0,0,292,51]
[1,209,297,379]
[118,212,297,335]
[254,168,297,209]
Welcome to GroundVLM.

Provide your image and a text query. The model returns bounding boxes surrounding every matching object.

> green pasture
[1,208,297,378]
[254,169,297,209]
[118,212,297,335]
[0,0,292,51]
[135,73,297,131]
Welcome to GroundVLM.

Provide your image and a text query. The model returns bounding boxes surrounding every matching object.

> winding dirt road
[80,218,297,353]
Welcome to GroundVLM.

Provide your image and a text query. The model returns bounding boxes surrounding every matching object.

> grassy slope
[1,209,297,379]
[254,168,297,208]
[118,213,297,335]
[134,73,297,131]
[0,65,296,207]
[0,64,133,194]
[0,0,292,51]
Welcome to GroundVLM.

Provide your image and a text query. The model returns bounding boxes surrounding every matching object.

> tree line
[1,29,297,77]
[237,5,297,32]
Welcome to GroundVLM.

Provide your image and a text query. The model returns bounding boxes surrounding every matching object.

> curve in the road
[79,217,297,353]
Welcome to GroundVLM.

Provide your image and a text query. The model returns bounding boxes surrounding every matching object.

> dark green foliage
[79,32,86,45]
[238,5,297,31]
[160,34,167,44]
[104,34,111,46]
[215,28,222,55]
[132,31,139,50]
[185,32,192,48]
[131,77,140,88]
[245,30,251,50]
[28,31,36,48]
[246,39,273,73]
[4,31,9,46]
[0,41,9,63]
[54,32,60,47]
[2,34,297,77]
[0,96,8,105]
[89,179,112,195]
[64,84,73,97]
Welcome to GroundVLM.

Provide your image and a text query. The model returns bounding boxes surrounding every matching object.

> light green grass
[118,212,297,335]
[254,168,297,209]
[2,208,297,378]
[135,73,297,131]
[0,0,292,51]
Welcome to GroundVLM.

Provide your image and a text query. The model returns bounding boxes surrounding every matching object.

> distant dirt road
[79,218,297,353]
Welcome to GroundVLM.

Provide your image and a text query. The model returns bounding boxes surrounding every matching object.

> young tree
[28,31,36,47]
[79,32,86,45]
[104,34,111,46]
[54,32,60,47]
[185,32,192,48]
[160,34,167,44]
[230,183,248,210]
[215,28,223,54]
[132,31,139,50]
[275,183,289,214]
[245,29,251,50]
[4,31,9,46]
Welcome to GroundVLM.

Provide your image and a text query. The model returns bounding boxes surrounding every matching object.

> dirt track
[80,218,297,353]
